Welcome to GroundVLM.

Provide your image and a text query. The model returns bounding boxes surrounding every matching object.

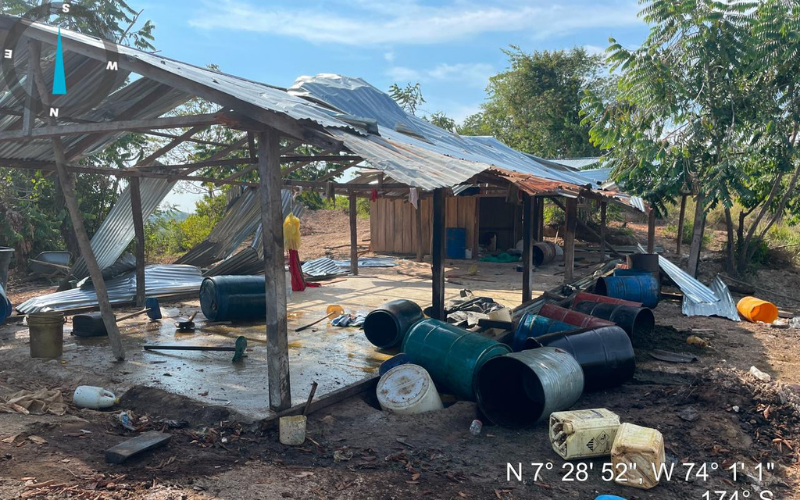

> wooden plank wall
[370,197,478,255]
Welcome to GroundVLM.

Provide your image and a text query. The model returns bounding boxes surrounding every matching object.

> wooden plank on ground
[105,432,171,464]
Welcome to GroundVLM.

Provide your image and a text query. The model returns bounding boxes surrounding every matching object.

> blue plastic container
[595,496,627,500]
[446,228,467,259]
[596,274,660,308]
[511,313,575,351]
[379,353,410,376]
[200,276,267,322]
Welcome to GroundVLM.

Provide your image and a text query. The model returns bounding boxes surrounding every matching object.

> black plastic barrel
[572,301,655,338]
[533,241,560,266]
[200,276,267,322]
[364,299,424,349]
[476,347,584,428]
[524,326,635,391]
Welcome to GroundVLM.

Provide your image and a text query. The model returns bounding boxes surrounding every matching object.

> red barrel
[571,291,642,308]
[539,303,615,329]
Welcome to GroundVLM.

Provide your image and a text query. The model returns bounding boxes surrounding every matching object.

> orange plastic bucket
[737,297,778,323]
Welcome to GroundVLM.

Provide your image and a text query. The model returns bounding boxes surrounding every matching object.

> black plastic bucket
[524,326,635,391]
[364,299,424,349]
[571,301,655,339]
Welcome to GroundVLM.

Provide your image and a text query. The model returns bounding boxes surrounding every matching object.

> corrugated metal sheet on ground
[177,189,304,268]
[204,247,264,277]
[302,258,346,278]
[682,275,740,321]
[17,265,203,314]
[332,257,397,269]
[71,178,176,279]
[657,255,719,304]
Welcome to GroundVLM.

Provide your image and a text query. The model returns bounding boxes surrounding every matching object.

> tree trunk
[687,194,706,278]
[724,207,737,276]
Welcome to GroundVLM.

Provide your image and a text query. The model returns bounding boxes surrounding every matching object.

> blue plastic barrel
[200,276,266,322]
[511,313,575,351]
[595,496,627,500]
[402,319,511,400]
[596,274,660,308]
[446,228,467,259]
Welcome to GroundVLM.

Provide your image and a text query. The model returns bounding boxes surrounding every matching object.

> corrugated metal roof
[17,264,203,314]
[301,257,346,278]
[71,177,176,279]
[657,255,720,304]
[682,275,740,321]
[0,17,357,141]
[547,158,603,170]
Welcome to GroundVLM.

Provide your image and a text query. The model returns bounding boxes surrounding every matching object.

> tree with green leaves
[389,82,425,115]
[464,47,610,158]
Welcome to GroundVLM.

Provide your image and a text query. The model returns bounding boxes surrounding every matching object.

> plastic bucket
[525,326,635,392]
[402,319,511,400]
[539,303,615,329]
[572,301,655,338]
[511,314,575,351]
[595,275,660,309]
[279,415,307,445]
[737,297,778,323]
[377,364,443,414]
[572,291,642,308]
[475,347,584,428]
[364,299,424,349]
[27,312,65,359]
[200,276,267,322]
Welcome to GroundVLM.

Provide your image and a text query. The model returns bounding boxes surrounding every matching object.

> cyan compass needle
[52,26,67,95]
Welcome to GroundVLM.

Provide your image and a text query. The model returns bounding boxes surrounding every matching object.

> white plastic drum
[377,364,443,415]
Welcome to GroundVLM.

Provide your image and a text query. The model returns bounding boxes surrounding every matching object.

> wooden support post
[677,194,687,255]
[431,189,446,321]
[29,39,125,360]
[522,194,535,303]
[416,200,424,262]
[257,128,291,412]
[130,177,146,308]
[600,201,607,262]
[687,194,706,278]
[536,198,545,242]
[472,197,480,259]
[564,198,577,283]
[349,191,359,276]
[647,208,656,254]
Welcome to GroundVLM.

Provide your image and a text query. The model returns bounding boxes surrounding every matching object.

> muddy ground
[2,211,800,500]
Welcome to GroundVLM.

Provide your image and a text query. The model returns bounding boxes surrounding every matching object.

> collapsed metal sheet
[17,265,204,314]
[177,189,304,269]
[657,255,719,304]
[204,247,263,277]
[682,275,740,322]
[332,257,397,269]
[302,258,346,278]
[72,178,177,279]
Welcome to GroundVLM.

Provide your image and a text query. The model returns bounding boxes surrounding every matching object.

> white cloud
[387,62,494,88]
[384,51,396,62]
[189,0,642,46]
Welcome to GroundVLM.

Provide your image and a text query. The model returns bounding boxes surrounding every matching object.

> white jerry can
[610,423,666,490]
[549,408,621,460]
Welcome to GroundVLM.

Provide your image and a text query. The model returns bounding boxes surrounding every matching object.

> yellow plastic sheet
[283,214,301,250]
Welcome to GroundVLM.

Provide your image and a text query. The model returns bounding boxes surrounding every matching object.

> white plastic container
[610,423,665,490]
[550,408,620,460]
[377,364,443,415]
[279,415,306,445]
[73,386,118,410]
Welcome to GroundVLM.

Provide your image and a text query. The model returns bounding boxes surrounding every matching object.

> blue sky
[136,0,651,210]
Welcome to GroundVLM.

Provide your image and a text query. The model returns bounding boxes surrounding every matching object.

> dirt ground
[2,211,800,500]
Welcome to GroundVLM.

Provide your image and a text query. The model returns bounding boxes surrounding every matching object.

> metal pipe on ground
[539,303,615,329]
[524,326,635,392]
[475,347,584,428]
[401,318,511,401]
[364,299,424,349]
[572,301,655,338]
